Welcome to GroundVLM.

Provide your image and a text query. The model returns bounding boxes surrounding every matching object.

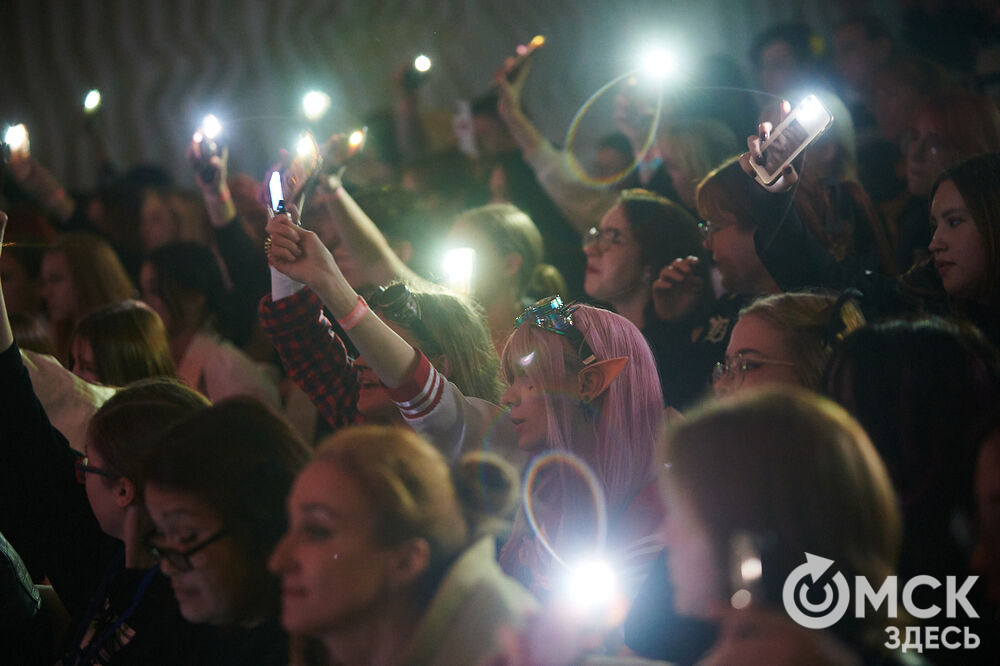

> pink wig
[501,304,663,508]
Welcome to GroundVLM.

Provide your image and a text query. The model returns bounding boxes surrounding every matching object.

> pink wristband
[336,295,369,330]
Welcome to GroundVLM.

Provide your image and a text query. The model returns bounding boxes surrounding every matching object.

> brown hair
[665,387,901,645]
[620,189,707,272]
[46,233,136,319]
[70,299,176,386]
[87,378,210,484]
[913,92,1000,160]
[455,204,562,299]
[739,291,866,390]
[142,398,311,623]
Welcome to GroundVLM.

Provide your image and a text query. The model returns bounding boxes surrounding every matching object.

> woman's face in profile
[268,460,403,637]
[929,179,987,300]
[905,114,957,197]
[145,484,253,625]
[40,251,77,324]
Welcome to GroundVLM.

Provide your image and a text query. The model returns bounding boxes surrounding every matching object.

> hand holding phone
[190,131,220,185]
[496,35,545,84]
[749,95,833,186]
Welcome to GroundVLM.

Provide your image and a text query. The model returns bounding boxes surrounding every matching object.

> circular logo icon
[782,553,851,629]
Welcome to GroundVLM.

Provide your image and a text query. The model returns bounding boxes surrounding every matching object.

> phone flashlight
[4,124,28,154]
[83,89,102,114]
[201,114,222,141]
[505,35,545,82]
[413,54,432,73]
[348,129,365,149]
[302,90,331,121]
[296,133,318,161]
[563,559,618,610]
[442,247,476,296]
[640,47,680,81]
[269,171,287,218]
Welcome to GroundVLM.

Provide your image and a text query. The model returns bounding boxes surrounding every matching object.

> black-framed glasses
[582,226,626,251]
[74,455,115,484]
[711,354,796,387]
[144,529,229,573]
[514,295,597,366]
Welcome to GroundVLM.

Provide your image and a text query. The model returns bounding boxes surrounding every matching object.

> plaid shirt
[258,289,360,430]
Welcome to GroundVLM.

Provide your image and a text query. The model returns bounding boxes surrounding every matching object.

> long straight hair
[502,305,663,509]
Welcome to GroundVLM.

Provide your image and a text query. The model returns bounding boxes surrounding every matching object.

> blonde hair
[314,426,518,595]
[407,286,505,403]
[455,204,563,300]
[666,387,901,646]
[739,291,865,390]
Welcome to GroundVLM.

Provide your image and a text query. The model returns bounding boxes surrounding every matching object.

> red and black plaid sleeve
[259,289,361,430]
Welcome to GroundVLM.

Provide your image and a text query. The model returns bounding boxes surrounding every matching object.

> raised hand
[187,137,229,191]
[652,256,705,321]
[265,203,342,291]
[739,101,799,193]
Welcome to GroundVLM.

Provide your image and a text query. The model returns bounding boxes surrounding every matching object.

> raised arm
[266,205,420,389]
[496,62,616,234]
[1,212,11,353]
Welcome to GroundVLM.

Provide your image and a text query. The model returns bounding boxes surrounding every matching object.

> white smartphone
[267,171,286,219]
[751,95,834,185]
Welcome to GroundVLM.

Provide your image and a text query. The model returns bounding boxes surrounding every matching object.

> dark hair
[696,158,787,232]
[596,132,635,161]
[835,13,893,43]
[620,189,705,274]
[931,152,1000,306]
[70,299,175,386]
[824,318,1000,514]
[87,378,210,483]
[145,242,229,337]
[143,398,310,559]
[750,22,818,68]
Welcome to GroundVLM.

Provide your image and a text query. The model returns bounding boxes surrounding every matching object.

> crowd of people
[2,6,1000,665]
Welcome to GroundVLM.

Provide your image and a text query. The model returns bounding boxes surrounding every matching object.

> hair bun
[452,452,520,539]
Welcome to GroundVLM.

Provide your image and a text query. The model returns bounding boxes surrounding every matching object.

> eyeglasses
[74,455,115,484]
[583,226,627,251]
[697,220,713,242]
[514,295,597,366]
[145,529,229,573]
[712,354,796,387]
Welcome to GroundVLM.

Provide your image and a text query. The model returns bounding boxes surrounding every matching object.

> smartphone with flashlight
[750,95,833,185]
[192,133,219,183]
[504,35,546,82]
[268,171,287,219]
